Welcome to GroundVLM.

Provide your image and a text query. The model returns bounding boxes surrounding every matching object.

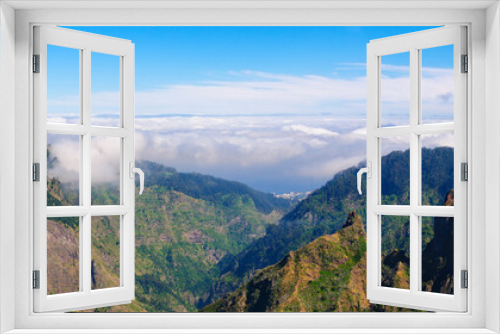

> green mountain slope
[46,160,290,312]
[203,201,454,312]
[133,187,283,311]
[47,146,454,312]
[138,161,292,214]
[201,212,411,312]
[211,147,453,303]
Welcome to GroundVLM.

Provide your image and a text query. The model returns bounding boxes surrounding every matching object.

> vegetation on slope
[211,147,453,303]
[138,161,292,214]
[201,212,412,312]
[46,158,290,312]
[203,197,454,313]
[46,146,454,312]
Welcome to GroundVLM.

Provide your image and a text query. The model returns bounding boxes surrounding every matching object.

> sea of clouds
[46,66,454,194]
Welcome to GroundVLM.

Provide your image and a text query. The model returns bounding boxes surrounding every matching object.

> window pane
[91,52,121,127]
[421,45,454,124]
[47,45,80,124]
[47,134,80,206]
[380,52,410,127]
[91,136,121,205]
[47,217,80,295]
[381,137,410,205]
[421,216,454,295]
[381,215,410,290]
[91,216,121,290]
[421,133,454,206]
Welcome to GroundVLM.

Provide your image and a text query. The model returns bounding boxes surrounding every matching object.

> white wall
[485,2,500,333]
[0,2,16,333]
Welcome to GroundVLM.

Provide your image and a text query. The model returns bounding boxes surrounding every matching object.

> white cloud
[421,133,454,148]
[130,73,367,116]
[297,155,366,179]
[282,124,340,138]
[46,66,455,192]
[91,137,121,184]
[47,135,80,184]
[49,114,453,193]
[47,135,122,185]
[47,67,453,125]
[132,116,368,192]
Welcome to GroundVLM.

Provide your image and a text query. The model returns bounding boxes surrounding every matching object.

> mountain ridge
[47,158,292,312]
[137,161,293,214]
[209,147,453,304]
[46,146,454,312]
[201,211,412,312]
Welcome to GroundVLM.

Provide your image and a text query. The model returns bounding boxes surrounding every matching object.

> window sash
[33,26,136,313]
[366,26,468,312]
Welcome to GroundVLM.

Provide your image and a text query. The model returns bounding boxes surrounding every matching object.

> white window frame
[365,26,468,312]
[0,1,499,333]
[33,26,136,313]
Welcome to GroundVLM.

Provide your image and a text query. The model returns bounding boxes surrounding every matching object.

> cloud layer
[48,66,453,120]
[134,116,367,193]
[46,66,455,194]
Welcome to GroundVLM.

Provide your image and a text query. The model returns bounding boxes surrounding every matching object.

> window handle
[357,162,371,195]
[129,162,145,195]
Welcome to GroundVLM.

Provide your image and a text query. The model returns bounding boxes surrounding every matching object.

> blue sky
[53,26,450,92]
[47,26,454,193]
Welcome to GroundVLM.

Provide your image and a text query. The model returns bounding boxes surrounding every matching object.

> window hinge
[461,270,468,289]
[33,163,40,182]
[33,270,40,289]
[461,162,468,182]
[461,54,468,73]
[33,54,40,73]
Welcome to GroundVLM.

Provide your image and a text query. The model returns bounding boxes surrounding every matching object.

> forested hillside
[210,147,453,302]
[203,191,454,312]
[47,160,291,312]
[201,212,410,312]
[46,146,454,312]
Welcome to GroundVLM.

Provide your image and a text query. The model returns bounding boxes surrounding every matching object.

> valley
[46,146,454,312]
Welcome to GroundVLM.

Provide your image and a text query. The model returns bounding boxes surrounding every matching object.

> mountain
[133,184,285,311]
[203,196,454,313]
[201,211,411,312]
[138,161,292,214]
[210,163,365,301]
[47,160,292,312]
[46,146,454,312]
[210,147,453,302]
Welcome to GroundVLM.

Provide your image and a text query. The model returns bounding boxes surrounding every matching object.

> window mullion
[81,48,92,294]
[409,47,420,295]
